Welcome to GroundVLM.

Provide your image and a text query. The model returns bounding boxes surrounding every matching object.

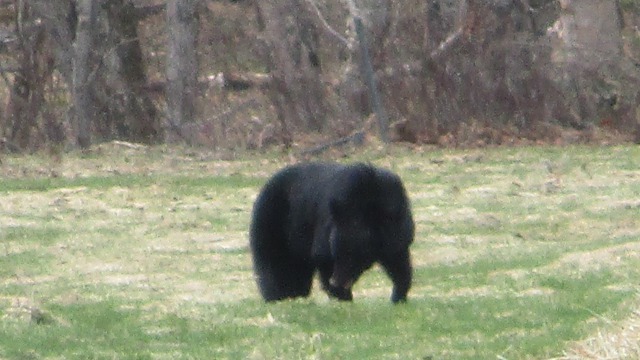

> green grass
[1,143,639,359]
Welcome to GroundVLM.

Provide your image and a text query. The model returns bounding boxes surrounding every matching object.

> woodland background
[0,0,639,153]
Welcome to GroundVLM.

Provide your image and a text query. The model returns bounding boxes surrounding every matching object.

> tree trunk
[166,0,200,142]
[549,0,623,68]
[73,0,97,149]
[547,0,633,131]
[29,0,76,87]
[104,0,163,144]
[4,0,54,151]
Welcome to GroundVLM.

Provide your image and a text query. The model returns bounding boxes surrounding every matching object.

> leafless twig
[429,27,465,61]
[303,0,350,47]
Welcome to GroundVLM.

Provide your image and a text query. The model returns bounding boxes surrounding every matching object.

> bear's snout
[329,266,354,290]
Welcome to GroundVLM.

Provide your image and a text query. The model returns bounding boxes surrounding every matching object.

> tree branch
[302,0,349,48]
[299,131,365,156]
[134,3,166,20]
[429,27,464,61]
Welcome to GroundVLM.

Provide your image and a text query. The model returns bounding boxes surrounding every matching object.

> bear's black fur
[249,162,414,303]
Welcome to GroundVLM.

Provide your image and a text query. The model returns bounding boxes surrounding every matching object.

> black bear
[249,162,414,303]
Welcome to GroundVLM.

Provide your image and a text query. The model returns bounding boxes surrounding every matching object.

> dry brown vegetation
[0,1,639,153]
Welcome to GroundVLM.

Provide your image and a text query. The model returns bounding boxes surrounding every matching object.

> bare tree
[30,0,76,88]
[30,0,163,148]
[103,0,163,143]
[73,0,97,149]
[3,0,54,150]
[166,0,200,142]
[548,0,638,134]
[255,0,329,145]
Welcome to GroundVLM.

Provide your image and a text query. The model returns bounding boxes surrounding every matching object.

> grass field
[1,143,639,359]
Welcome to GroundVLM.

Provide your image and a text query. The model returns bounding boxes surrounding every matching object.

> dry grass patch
[555,303,640,360]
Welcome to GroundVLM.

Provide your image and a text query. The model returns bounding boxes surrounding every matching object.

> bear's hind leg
[380,250,412,303]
